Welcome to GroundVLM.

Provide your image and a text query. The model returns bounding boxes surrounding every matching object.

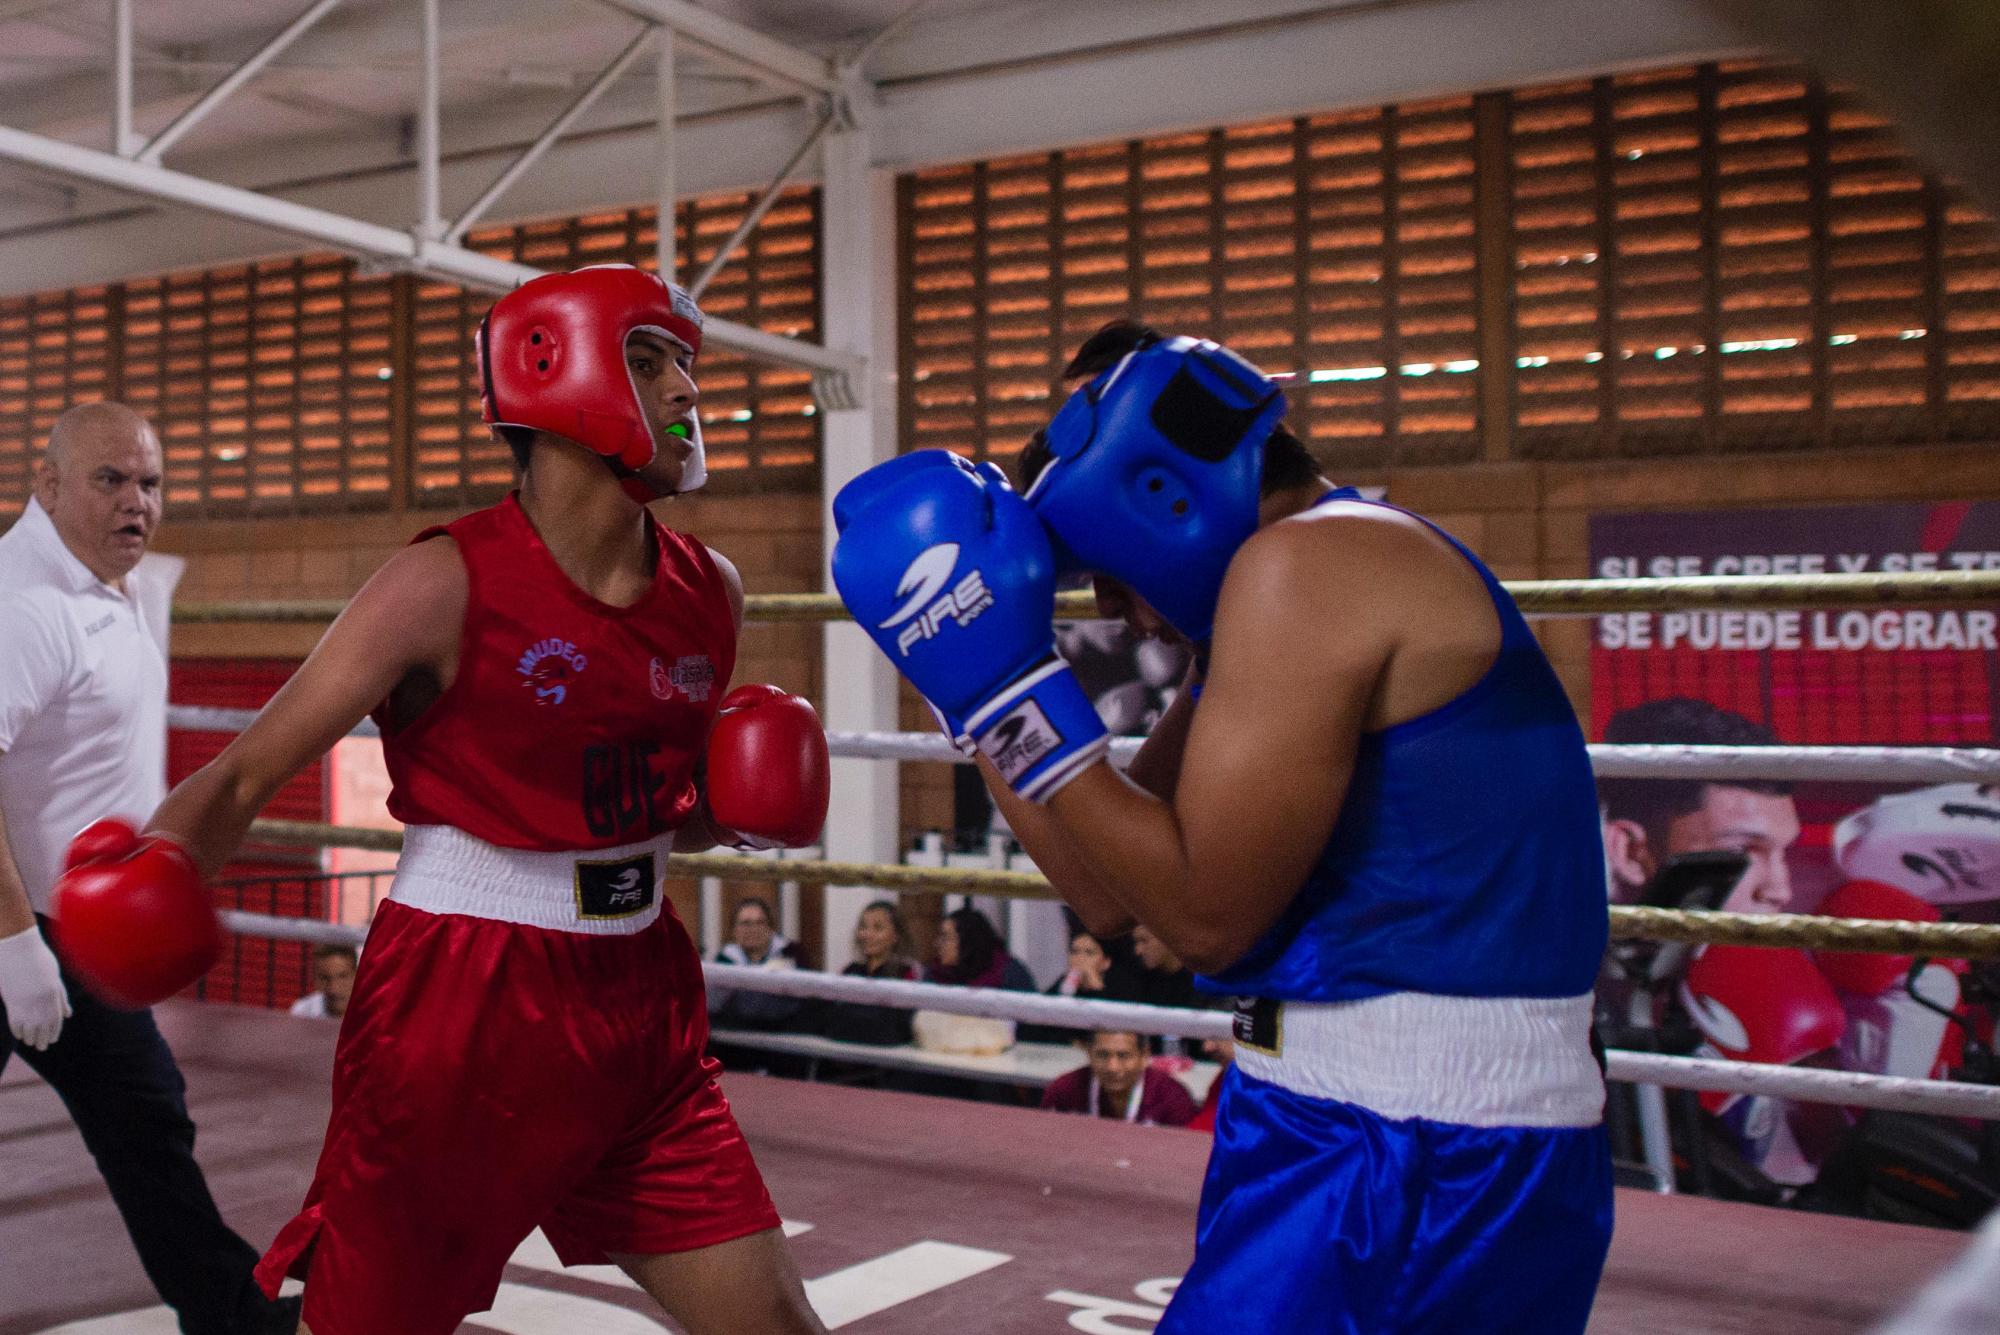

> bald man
[0,404,300,1333]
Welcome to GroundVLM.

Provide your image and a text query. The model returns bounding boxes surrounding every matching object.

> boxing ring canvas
[0,1004,1967,1334]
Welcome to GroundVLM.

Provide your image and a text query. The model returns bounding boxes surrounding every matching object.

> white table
[708,1028,1222,1103]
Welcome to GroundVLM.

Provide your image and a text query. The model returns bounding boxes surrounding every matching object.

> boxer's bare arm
[975,755,1136,938]
[1124,660,1199,800]
[149,537,466,876]
[977,671,1201,938]
[708,545,746,631]
[1044,511,1497,973]
[675,544,746,856]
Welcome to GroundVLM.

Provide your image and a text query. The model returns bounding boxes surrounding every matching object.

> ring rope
[172,568,2000,626]
[217,910,2000,1122]
[165,707,2000,785]
[243,818,2000,959]
[814,733,2000,783]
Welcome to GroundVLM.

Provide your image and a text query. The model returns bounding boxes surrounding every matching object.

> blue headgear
[1024,335,1287,643]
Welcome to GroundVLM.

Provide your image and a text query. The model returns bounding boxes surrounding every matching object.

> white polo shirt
[0,498,181,914]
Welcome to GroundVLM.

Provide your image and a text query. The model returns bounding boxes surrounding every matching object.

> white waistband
[389,824,672,935]
[1232,991,1604,1129]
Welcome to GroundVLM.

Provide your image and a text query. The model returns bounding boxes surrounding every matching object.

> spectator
[290,944,357,1020]
[1130,923,1203,1009]
[1021,928,1135,1045]
[1041,1029,1197,1127]
[0,402,299,1333]
[820,900,920,1046]
[1128,922,1216,1056]
[1187,1037,1235,1134]
[709,897,812,1033]
[925,906,1036,990]
[1053,928,1126,1001]
[716,896,810,971]
[909,907,1034,1065]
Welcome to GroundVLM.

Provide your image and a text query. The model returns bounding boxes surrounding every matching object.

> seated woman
[914,907,1036,1060]
[820,900,922,1046]
[925,906,1036,991]
[1020,928,1136,1045]
[708,896,813,1033]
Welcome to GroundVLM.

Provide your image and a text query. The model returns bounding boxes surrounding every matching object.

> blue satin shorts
[1160,1067,1613,1334]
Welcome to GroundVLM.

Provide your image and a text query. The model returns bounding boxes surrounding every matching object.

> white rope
[1586,743,2000,783]
[709,964,2000,1121]
[222,909,368,947]
[704,961,1233,1040]
[169,708,2000,784]
[219,911,2000,1121]
[171,704,380,739]
[1604,1050,2000,1121]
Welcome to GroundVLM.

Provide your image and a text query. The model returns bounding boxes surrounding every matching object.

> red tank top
[377,493,736,851]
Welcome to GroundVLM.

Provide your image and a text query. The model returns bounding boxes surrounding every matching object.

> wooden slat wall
[901,101,1483,471]
[0,189,822,522]
[1509,60,2000,459]
[904,59,1999,473]
[1943,194,2000,428]
[122,258,395,515]
[3,60,1997,521]
[0,287,115,521]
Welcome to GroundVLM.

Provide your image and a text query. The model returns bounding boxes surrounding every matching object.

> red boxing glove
[64,816,141,871]
[1681,945,1846,1112]
[51,821,223,1010]
[705,684,830,850]
[1815,879,1939,997]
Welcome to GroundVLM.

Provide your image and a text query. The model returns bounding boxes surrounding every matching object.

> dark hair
[1597,698,1792,846]
[1062,319,1165,380]
[1089,1028,1145,1050]
[860,898,908,951]
[1016,319,1322,496]
[734,897,775,927]
[938,906,1004,982]
[312,944,358,966]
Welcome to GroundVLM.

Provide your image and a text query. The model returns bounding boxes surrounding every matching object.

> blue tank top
[1199,490,1608,1003]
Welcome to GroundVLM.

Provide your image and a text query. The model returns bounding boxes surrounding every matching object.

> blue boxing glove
[833,452,1109,802]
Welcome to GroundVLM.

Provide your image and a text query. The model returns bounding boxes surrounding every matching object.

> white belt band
[389,824,673,935]
[1233,991,1604,1129]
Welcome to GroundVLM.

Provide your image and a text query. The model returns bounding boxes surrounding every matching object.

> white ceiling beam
[689,105,834,297]
[0,0,1743,292]
[108,0,132,155]
[655,26,676,279]
[137,0,346,164]
[596,0,838,96]
[870,0,1745,170]
[0,121,861,375]
[416,0,441,239]
[446,23,655,244]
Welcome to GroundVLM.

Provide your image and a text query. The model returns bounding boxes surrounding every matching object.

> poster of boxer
[1590,501,2000,1199]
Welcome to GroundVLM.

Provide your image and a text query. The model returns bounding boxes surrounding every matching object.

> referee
[0,402,299,1333]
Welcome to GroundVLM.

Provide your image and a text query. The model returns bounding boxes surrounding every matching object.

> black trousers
[0,917,275,1335]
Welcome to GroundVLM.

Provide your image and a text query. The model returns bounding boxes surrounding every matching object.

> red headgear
[478,264,707,493]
